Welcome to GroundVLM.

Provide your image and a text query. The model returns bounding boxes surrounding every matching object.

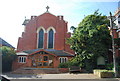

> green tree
[70,26,76,33]
[67,11,111,71]
[0,46,17,72]
[114,38,120,48]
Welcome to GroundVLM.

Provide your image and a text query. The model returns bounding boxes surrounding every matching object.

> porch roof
[16,52,28,55]
[23,49,74,57]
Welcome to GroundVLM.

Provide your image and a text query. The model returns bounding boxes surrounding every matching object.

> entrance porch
[30,52,54,68]
[13,49,74,70]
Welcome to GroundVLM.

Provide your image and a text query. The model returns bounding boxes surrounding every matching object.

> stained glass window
[48,29,54,48]
[38,29,44,48]
[44,56,48,61]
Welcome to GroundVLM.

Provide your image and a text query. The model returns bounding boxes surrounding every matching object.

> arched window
[59,57,68,63]
[38,29,44,48]
[60,58,62,63]
[48,29,54,48]
[18,56,26,63]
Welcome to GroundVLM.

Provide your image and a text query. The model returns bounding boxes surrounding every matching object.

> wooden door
[32,54,49,68]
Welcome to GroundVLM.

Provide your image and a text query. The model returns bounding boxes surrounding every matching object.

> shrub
[68,57,83,67]
[106,63,113,70]
[58,56,85,68]
[58,63,69,68]
[1,46,17,72]
[118,66,120,76]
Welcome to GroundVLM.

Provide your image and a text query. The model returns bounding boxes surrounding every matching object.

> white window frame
[47,27,56,49]
[36,27,46,49]
[59,57,68,63]
[18,56,27,63]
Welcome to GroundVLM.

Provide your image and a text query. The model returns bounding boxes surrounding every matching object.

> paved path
[2,73,100,79]
[41,73,100,79]
[1,73,120,81]
[10,79,120,81]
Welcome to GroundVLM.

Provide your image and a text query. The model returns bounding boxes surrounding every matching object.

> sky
[0,0,119,48]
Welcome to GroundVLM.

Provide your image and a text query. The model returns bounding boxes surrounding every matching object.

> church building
[12,6,75,70]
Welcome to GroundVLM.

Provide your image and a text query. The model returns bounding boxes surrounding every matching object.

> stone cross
[46,6,49,12]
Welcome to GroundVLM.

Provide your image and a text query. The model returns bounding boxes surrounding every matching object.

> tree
[114,38,120,48]
[67,11,111,70]
[0,46,16,72]
[70,26,76,33]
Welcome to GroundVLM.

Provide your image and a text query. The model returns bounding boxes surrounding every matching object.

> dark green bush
[106,63,113,70]
[68,57,83,67]
[58,62,69,68]
[1,46,17,72]
[118,66,120,75]
[58,58,82,68]
[116,57,120,65]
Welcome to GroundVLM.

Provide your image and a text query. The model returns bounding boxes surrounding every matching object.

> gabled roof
[0,38,15,48]
[22,49,74,57]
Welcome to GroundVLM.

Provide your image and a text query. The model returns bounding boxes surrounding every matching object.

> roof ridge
[38,12,57,18]
[63,50,74,56]
[0,37,15,48]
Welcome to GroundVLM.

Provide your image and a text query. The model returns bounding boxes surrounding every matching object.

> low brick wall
[58,68,69,73]
[12,68,70,74]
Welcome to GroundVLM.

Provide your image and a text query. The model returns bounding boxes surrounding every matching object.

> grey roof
[23,48,41,54]
[0,38,15,48]
[45,49,74,56]
[23,49,74,57]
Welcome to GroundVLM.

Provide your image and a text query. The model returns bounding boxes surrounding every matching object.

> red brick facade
[110,29,120,57]
[17,12,74,54]
[12,53,73,70]
[112,8,120,57]
[12,10,75,70]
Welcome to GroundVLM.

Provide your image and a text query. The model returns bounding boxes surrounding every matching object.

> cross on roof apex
[46,6,49,13]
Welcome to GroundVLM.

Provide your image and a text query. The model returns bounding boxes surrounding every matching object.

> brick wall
[12,55,73,70]
[12,56,32,70]
[17,13,74,54]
